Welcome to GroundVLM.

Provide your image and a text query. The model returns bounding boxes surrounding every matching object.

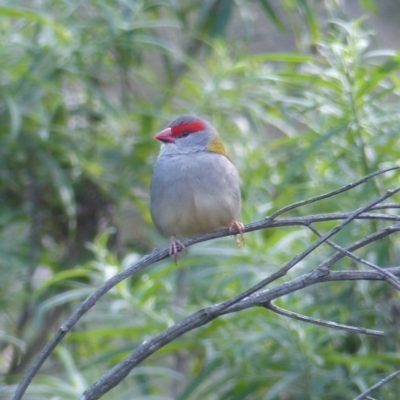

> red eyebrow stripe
[171,120,205,136]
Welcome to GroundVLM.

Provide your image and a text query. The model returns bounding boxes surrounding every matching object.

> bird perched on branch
[150,115,244,262]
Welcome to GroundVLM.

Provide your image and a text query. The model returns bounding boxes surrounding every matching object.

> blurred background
[1,0,400,399]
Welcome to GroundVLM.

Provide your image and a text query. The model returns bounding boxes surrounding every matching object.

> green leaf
[258,0,285,30]
[359,0,377,13]
[281,122,350,186]
[0,6,71,41]
[177,359,223,400]
[298,0,319,43]
[39,152,77,230]
[198,0,234,38]
[4,93,21,138]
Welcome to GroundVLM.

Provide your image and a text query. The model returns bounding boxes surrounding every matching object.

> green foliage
[1,0,400,399]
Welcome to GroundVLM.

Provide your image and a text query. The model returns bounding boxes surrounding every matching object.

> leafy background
[1,0,400,399]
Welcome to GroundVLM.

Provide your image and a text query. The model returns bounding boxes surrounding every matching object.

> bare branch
[80,220,400,398]
[268,166,400,219]
[316,224,400,272]
[370,202,400,211]
[12,249,171,400]
[191,211,400,244]
[81,266,400,400]
[13,167,400,400]
[15,212,400,400]
[264,301,384,336]
[306,224,400,291]
[353,369,400,400]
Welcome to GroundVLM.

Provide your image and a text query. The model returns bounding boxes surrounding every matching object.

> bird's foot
[169,236,186,264]
[228,221,245,247]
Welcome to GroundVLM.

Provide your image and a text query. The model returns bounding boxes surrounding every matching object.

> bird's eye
[181,130,190,137]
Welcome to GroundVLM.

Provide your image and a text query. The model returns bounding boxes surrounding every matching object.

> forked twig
[353,369,400,400]
[81,266,400,400]
[81,193,400,399]
[268,166,400,219]
[306,224,400,291]
[264,301,384,336]
[13,168,400,400]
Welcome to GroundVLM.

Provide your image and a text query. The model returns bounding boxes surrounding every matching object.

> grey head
[154,115,217,155]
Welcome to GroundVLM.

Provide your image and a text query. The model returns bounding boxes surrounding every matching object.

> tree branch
[81,216,400,399]
[13,167,400,400]
[268,166,400,219]
[81,266,400,400]
[353,369,400,400]
[14,211,400,400]
[264,301,384,336]
[306,223,400,291]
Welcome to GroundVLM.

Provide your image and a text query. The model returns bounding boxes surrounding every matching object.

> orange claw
[228,221,245,247]
[169,236,186,264]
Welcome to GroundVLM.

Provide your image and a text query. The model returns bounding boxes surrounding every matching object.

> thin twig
[370,202,400,211]
[12,250,171,400]
[182,211,400,245]
[78,185,400,398]
[206,187,400,317]
[264,301,384,336]
[14,212,400,400]
[13,173,400,400]
[315,224,400,272]
[307,224,400,291]
[353,369,400,400]
[268,166,399,220]
[81,266,400,400]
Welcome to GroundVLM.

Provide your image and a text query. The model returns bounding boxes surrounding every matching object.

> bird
[150,114,244,262]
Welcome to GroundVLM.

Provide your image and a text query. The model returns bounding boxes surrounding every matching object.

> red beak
[154,127,175,143]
